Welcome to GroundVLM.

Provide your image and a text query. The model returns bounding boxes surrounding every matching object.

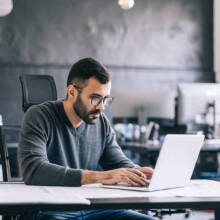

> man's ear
[67,85,75,98]
[70,90,74,96]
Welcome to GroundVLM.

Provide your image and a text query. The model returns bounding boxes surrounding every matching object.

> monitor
[177,83,220,133]
[111,89,175,124]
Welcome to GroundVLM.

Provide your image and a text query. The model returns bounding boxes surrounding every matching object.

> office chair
[19,74,57,112]
[1,74,57,182]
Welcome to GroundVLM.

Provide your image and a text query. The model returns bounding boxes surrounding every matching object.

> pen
[138,172,147,179]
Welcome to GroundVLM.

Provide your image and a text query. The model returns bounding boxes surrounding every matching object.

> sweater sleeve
[99,115,139,170]
[18,106,82,186]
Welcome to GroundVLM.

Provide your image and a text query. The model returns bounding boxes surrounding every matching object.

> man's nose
[96,100,105,111]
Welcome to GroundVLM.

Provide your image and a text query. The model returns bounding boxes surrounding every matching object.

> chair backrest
[0,125,21,182]
[19,74,57,112]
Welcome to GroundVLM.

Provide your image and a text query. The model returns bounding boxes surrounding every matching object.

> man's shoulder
[27,100,60,114]
[22,101,63,130]
[24,100,61,122]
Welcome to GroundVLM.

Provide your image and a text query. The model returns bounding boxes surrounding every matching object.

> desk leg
[215,210,220,220]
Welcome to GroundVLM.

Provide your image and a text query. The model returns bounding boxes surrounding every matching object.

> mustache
[89,110,101,115]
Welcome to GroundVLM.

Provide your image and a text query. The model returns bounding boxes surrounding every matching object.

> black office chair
[1,74,57,181]
[19,74,57,112]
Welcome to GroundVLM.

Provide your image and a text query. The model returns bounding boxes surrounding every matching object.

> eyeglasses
[90,95,114,107]
[73,85,114,107]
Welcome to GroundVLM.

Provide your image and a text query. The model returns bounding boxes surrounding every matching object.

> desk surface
[1,181,220,215]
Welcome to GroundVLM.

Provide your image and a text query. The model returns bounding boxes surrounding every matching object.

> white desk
[1,180,220,219]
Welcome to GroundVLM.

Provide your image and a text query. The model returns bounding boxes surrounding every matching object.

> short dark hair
[67,57,111,88]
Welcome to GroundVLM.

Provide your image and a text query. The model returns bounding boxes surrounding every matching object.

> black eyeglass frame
[73,85,114,107]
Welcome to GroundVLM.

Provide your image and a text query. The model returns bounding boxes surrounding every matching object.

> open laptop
[102,134,204,192]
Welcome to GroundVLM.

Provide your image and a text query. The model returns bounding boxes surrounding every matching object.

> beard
[73,94,101,124]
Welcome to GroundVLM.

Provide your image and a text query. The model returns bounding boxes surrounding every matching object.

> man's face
[73,77,111,124]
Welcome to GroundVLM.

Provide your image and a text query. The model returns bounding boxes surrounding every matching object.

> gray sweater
[18,101,137,186]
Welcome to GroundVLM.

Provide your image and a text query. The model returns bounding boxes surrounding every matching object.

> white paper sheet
[0,183,90,204]
[167,179,220,197]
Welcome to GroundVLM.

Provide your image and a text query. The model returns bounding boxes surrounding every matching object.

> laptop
[102,134,204,192]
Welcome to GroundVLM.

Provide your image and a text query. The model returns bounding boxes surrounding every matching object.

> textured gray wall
[0,0,214,125]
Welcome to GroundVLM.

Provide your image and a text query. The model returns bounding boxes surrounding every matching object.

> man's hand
[81,167,153,186]
[135,167,154,180]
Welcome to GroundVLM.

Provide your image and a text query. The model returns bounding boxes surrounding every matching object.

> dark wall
[0,0,214,125]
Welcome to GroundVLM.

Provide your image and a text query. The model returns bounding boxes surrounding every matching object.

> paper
[0,183,90,205]
[167,179,220,197]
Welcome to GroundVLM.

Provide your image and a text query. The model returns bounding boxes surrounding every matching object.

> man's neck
[62,100,83,128]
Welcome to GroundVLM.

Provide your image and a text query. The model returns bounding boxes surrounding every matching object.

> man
[18,57,155,220]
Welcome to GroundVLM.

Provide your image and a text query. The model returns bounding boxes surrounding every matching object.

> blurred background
[0,0,217,126]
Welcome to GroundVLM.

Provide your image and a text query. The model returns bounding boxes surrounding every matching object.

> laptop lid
[102,134,204,192]
[148,134,204,191]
